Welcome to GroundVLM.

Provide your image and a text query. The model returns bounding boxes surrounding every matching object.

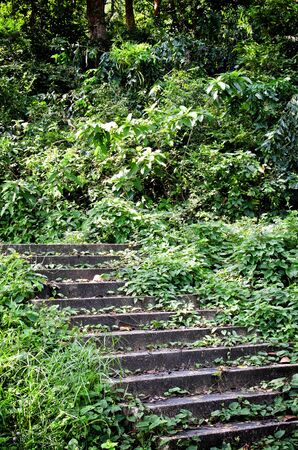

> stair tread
[0,243,138,254]
[33,294,198,302]
[145,389,279,407]
[73,309,217,318]
[45,281,124,286]
[111,342,273,358]
[37,268,119,280]
[114,363,298,383]
[165,418,298,439]
[87,325,245,337]
[29,255,120,259]
[34,295,141,301]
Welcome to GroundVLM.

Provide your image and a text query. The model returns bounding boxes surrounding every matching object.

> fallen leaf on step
[119,326,132,331]
[93,275,103,282]
[283,415,298,422]
[280,356,291,363]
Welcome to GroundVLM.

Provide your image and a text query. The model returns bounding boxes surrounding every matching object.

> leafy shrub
[262,94,298,200]
[0,253,191,449]
[100,42,160,87]
[230,214,298,285]
[249,0,298,41]
[82,196,145,243]
[77,104,202,199]
[0,253,44,306]
[123,245,207,299]
[99,34,233,89]
[121,212,298,341]
[71,79,130,121]
[0,179,83,243]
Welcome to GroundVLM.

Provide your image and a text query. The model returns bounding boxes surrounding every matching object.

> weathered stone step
[32,294,198,311]
[71,309,217,328]
[37,268,117,281]
[38,281,125,298]
[113,364,298,397]
[163,419,298,449]
[146,390,279,418]
[28,255,121,266]
[112,343,275,373]
[86,326,247,351]
[33,296,148,310]
[0,243,137,254]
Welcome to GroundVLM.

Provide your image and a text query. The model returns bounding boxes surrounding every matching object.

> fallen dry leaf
[280,356,291,363]
[93,275,103,282]
[119,326,133,331]
[283,415,298,422]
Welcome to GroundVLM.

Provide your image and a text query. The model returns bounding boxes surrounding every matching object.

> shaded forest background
[0,0,297,242]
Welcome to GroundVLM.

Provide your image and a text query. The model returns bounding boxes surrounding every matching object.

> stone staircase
[2,243,298,449]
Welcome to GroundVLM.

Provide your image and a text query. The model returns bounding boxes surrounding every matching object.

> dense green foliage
[1,251,297,448]
[0,0,297,242]
[0,253,195,449]
[120,211,298,342]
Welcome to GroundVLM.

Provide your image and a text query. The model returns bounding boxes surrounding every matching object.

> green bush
[0,253,44,306]
[121,212,298,341]
[0,253,192,449]
[0,179,83,243]
[82,197,145,243]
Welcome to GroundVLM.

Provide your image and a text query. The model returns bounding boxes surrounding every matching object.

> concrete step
[0,243,137,254]
[38,281,125,298]
[113,364,298,397]
[71,309,217,328]
[37,267,118,281]
[112,343,275,373]
[32,294,198,311]
[86,326,247,351]
[163,419,298,449]
[28,255,121,266]
[146,390,279,418]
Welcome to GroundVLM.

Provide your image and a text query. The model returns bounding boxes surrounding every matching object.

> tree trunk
[87,0,108,42]
[154,0,161,18]
[125,0,136,32]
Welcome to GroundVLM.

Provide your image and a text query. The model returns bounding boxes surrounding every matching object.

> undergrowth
[0,253,194,449]
[120,211,298,343]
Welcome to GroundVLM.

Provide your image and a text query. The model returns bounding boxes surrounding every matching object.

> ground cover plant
[120,211,298,342]
[0,0,297,448]
[0,253,196,449]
